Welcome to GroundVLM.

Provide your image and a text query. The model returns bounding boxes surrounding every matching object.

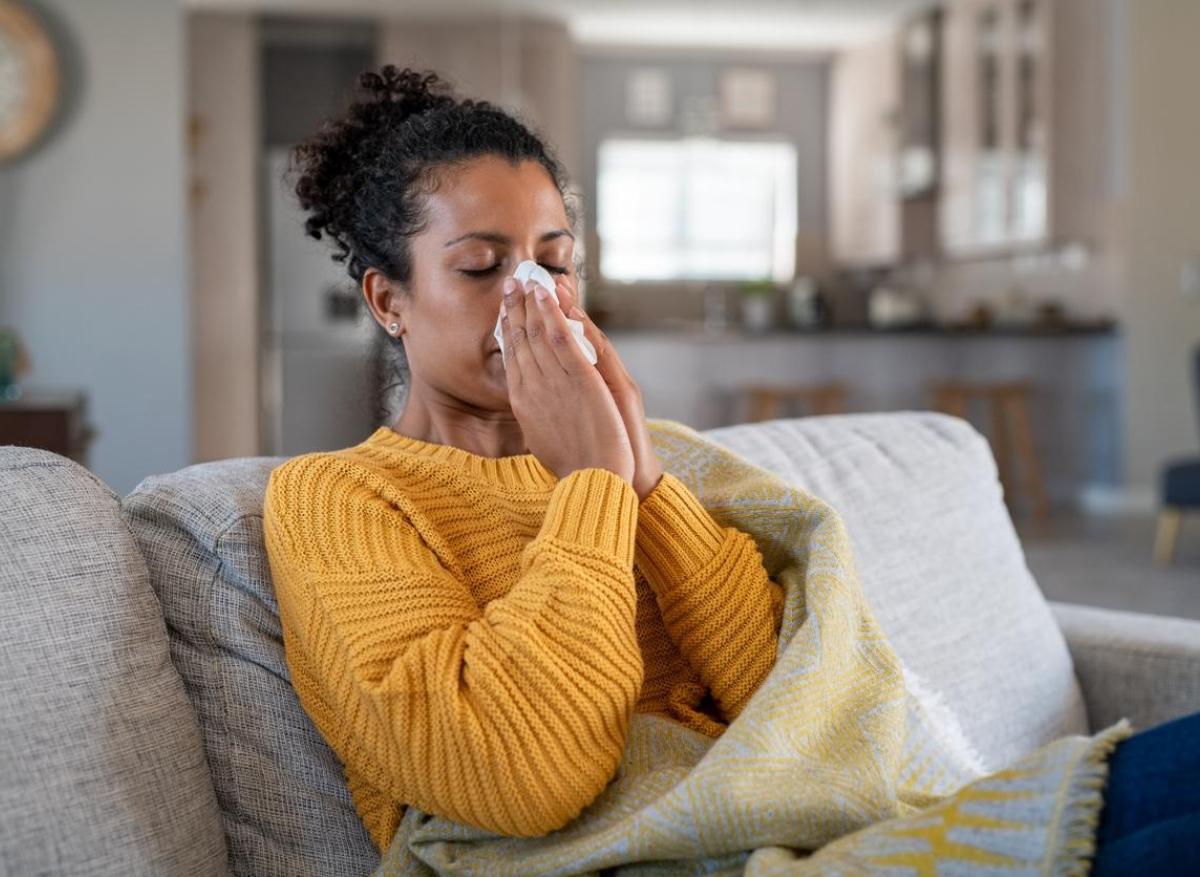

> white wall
[0,0,190,496]
[1118,0,1200,502]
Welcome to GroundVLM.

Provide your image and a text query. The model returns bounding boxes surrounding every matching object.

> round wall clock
[0,0,59,163]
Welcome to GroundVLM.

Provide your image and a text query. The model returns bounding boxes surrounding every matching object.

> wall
[188,12,260,462]
[0,0,189,496]
[1117,0,1200,504]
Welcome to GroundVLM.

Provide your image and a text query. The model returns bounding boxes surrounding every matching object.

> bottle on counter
[787,276,831,328]
[738,279,777,333]
[703,283,729,334]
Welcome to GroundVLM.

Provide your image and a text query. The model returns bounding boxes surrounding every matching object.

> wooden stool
[931,379,1050,522]
[740,382,849,422]
[1153,507,1184,567]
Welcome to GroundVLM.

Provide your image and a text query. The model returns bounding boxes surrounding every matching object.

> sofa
[2,411,1198,877]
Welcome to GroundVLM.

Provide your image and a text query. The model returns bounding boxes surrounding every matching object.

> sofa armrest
[1050,601,1200,733]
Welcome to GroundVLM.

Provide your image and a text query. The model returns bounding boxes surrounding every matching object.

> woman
[263,65,782,853]
[262,65,1199,873]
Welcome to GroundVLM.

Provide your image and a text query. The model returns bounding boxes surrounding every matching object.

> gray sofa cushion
[0,446,229,876]
[121,457,380,877]
[704,411,1090,768]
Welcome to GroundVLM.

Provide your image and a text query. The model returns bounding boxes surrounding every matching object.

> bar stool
[739,382,849,422]
[931,379,1050,522]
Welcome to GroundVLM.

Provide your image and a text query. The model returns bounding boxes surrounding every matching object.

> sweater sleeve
[633,471,784,723]
[262,457,644,842]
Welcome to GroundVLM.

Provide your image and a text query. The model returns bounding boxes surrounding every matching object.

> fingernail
[503,280,514,298]
[534,285,547,301]
[500,301,507,318]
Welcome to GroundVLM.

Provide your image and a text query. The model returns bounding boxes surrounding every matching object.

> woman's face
[386,155,576,411]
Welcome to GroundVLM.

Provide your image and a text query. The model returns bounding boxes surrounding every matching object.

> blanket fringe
[1052,719,1133,877]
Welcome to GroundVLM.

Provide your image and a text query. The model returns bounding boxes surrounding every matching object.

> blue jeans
[1092,710,1200,875]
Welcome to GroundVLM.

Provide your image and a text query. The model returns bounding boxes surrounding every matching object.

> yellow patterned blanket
[372,417,1129,876]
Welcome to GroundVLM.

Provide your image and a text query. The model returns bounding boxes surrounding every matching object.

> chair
[739,381,848,422]
[1154,343,1200,566]
[931,379,1050,522]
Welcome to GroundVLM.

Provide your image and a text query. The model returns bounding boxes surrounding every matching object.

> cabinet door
[1010,0,1050,244]
[939,0,982,254]
[830,33,900,267]
[940,0,1050,255]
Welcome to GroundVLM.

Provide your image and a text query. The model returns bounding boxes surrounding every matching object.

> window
[596,137,798,283]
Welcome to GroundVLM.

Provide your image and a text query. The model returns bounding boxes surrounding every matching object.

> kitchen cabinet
[830,0,1109,267]
[830,9,945,267]
[829,31,901,267]
[939,0,1108,255]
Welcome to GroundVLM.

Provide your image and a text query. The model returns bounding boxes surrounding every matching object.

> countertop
[600,319,1119,338]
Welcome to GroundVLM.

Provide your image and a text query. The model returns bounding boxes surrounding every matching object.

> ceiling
[183,0,933,52]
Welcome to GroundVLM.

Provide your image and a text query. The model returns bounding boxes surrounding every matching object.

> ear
[362,268,406,333]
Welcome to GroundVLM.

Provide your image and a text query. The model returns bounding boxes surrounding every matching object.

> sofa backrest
[0,446,230,876]
[117,411,1088,875]
[703,411,1088,767]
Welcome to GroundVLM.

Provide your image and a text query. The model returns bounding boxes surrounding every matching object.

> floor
[1013,509,1200,621]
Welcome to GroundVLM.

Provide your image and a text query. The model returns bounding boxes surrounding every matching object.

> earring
[388,322,399,334]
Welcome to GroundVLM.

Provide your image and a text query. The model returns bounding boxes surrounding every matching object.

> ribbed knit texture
[262,426,784,854]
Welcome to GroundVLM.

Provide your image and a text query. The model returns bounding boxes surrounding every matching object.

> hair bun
[358,64,454,116]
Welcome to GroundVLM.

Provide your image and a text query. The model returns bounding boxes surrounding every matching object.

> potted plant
[0,326,31,400]
[738,278,777,333]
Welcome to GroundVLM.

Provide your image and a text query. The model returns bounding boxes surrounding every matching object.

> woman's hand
[499,275,636,486]
[553,273,665,503]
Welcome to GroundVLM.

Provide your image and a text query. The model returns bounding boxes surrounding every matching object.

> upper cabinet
[829,30,901,268]
[941,0,1045,253]
[940,0,1107,256]
[830,0,1109,267]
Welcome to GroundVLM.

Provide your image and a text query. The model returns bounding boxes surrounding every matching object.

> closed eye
[459,263,569,278]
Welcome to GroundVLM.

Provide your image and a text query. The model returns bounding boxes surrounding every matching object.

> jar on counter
[787,277,830,328]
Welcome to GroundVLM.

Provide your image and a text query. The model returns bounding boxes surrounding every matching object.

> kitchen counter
[600,319,1119,338]
[603,322,1122,510]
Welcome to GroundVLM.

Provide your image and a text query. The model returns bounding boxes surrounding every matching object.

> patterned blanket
[372,417,1129,876]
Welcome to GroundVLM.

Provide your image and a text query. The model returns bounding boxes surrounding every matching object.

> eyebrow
[443,229,575,248]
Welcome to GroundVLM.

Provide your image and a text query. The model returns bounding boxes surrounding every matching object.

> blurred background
[1,0,1197,612]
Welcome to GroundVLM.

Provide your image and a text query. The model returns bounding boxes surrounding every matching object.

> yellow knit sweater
[262,425,784,854]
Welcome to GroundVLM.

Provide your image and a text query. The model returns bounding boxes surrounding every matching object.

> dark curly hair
[287,64,582,421]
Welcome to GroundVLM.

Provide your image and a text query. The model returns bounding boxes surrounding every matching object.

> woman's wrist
[634,469,664,503]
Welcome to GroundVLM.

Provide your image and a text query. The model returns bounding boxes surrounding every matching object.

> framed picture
[625,67,672,127]
[718,67,776,129]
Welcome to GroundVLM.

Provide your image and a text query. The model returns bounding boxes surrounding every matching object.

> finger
[562,292,633,383]
[560,289,606,358]
[496,287,520,383]
[554,274,578,316]
[498,286,521,384]
[503,276,541,380]
[533,278,588,374]
[524,279,571,375]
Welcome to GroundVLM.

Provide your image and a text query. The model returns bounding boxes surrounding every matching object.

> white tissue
[493,260,598,367]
